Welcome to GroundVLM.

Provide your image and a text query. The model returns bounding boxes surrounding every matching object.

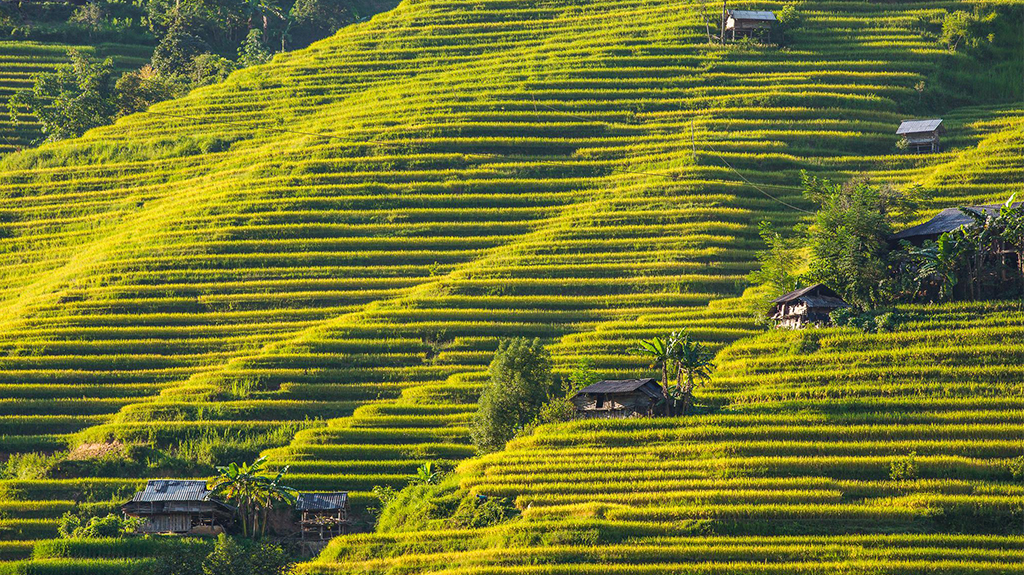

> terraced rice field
[0,0,1021,570]
[302,302,1024,573]
[0,41,150,153]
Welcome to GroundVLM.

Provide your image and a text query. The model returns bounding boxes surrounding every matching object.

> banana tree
[636,336,674,415]
[670,332,715,415]
[210,456,295,538]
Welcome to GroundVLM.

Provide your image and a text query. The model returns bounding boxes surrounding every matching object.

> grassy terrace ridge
[0,0,1021,570]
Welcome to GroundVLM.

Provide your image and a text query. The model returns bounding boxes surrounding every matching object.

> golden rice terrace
[0,0,1021,572]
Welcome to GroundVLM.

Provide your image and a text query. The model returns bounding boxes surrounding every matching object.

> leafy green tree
[566,356,600,395]
[291,0,354,38]
[151,16,210,78]
[906,233,963,300]
[192,53,239,86]
[8,49,116,142]
[940,9,996,52]
[241,0,285,43]
[747,220,802,298]
[803,173,920,308]
[238,28,274,67]
[471,338,554,452]
[115,65,179,117]
[669,332,715,415]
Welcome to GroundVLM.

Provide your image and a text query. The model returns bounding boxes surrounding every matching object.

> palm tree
[210,456,295,538]
[636,336,674,415]
[670,332,715,415]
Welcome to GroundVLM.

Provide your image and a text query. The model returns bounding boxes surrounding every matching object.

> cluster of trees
[0,0,367,51]
[635,332,715,416]
[7,0,387,143]
[751,172,1024,317]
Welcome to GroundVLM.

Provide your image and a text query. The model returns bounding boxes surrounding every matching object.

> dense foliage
[471,338,554,453]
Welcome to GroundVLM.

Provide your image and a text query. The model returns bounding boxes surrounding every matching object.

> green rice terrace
[0,0,1022,572]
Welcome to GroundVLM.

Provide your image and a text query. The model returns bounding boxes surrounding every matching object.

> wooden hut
[769,284,850,329]
[296,492,351,540]
[724,9,777,41]
[122,479,233,535]
[897,119,944,153]
[572,378,664,418]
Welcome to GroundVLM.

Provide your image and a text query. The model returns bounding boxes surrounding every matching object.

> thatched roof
[891,203,1021,241]
[771,284,845,305]
[576,378,662,397]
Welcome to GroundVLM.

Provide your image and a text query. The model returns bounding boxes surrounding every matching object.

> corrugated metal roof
[728,10,777,21]
[771,284,844,304]
[296,492,348,511]
[896,119,943,135]
[131,480,211,503]
[799,296,850,309]
[891,203,1020,240]
[576,378,660,395]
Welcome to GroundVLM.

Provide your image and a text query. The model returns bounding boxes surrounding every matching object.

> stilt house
[897,119,944,153]
[572,378,664,418]
[724,9,777,41]
[769,284,850,328]
[296,492,351,540]
[122,479,233,535]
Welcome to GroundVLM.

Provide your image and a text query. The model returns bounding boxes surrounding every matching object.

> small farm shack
[723,9,777,41]
[891,204,1023,273]
[769,284,850,328]
[572,378,664,418]
[122,479,233,535]
[896,119,944,153]
[296,492,351,540]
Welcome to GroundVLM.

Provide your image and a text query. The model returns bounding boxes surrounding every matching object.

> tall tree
[471,338,554,452]
[803,172,920,308]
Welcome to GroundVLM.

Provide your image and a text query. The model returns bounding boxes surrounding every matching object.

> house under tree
[122,479,233,535]
[572,378,664,418]
[769,284,850,329]
[891,204,1023,275]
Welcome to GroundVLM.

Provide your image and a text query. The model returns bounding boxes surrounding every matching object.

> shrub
[201,534,291,575]
[890,452,919,481]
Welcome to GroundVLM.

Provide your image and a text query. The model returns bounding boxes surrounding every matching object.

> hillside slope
[0,0,1022,568]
